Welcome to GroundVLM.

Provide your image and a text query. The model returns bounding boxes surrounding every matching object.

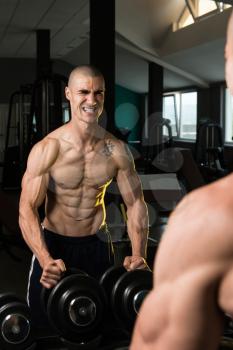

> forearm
[19,205,51,267]
[126,199,149,258]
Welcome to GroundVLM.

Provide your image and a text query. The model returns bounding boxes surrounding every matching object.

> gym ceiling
[0,0,232,92]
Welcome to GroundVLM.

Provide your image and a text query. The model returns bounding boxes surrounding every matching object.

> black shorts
[27,226,115,330]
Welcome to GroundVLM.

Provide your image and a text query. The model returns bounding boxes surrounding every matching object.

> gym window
[174,0,232,31]
[224,88,233,143]
[162,95,178,137]
[163,91,197,141]
[62,102,71,123]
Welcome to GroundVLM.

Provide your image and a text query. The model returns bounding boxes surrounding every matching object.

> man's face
[65,73,105,124]
[225,16,233,95]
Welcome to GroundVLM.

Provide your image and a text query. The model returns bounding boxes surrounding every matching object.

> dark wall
[197,88,211,125]
[0,58,73,103]
[0,58,36,103]
[115,84,142,142]
[197,84,222,125]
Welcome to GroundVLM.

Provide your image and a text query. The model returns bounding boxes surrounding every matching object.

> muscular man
[19,65,149,328]
[130,10,233,350]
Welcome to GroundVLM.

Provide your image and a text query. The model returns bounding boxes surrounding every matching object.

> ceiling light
[219,2,224,11]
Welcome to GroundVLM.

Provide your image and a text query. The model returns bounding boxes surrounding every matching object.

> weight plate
[47,274,106,342]
[99,266,126,304]
[63,268,88,278]
[0,301,33,350]
[111,269,152,331]
[40,268,88,315]
[0,294,22,310]
[220,337,233,348]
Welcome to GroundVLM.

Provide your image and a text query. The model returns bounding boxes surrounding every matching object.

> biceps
[21,173,47,208]
[117,170,143,206]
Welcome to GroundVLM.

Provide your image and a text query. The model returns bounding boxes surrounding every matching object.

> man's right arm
[19,138,65,288]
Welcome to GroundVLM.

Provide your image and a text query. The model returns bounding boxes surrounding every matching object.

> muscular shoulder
[104,136,134,170]
[26,137,60,176]
[170,175,233,234]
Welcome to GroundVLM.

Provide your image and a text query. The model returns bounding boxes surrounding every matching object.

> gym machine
[143,117,173,174]
[195,120,228,182]
[28,73,69,144]
[2,85,32,190]
[2,28,70,190]
[1,73,70,191]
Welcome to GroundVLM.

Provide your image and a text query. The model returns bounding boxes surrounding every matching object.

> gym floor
[0,188,32,299]
[0,235,32,298]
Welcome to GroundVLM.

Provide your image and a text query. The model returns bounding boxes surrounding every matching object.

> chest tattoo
[101,140,115,157]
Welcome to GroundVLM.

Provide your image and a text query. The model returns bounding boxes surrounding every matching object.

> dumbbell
[0,293,35,349]
[224,314,233,336]
[41,268,107,345]
[100,266,153,332]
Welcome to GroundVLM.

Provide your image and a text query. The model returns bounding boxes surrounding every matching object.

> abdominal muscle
[42,188,106,236]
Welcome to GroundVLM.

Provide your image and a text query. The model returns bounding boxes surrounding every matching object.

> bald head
[65,64,105,123]
[68,65,105,88]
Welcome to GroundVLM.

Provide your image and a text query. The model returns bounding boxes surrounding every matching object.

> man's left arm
[115,141,149,270]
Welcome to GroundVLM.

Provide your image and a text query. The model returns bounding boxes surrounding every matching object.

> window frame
[175,0,232,31]
[163,89,198,142]
[223,86,233,145]
[163,93,179,136]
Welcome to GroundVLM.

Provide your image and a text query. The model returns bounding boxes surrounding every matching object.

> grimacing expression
[65,74,105,124]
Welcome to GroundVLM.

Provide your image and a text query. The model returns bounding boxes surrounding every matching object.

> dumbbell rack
[0,267,152,349]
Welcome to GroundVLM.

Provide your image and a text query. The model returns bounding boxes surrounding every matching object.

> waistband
[42,225,109,245]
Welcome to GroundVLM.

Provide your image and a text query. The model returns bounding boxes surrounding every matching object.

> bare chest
[48,146,117,190]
